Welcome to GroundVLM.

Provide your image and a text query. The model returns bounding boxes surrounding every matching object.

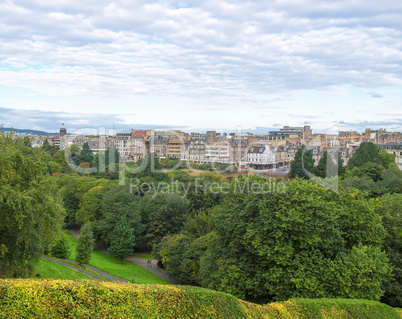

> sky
[0,0,401,135]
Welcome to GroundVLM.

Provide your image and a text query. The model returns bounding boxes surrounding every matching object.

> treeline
[154,142,402,307]
[1,132,401,309]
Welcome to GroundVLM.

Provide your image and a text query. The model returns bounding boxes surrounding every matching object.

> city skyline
[1,1,401,133]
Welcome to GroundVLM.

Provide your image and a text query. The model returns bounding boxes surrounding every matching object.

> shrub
[50,233,70,259]
[0,280,399,319]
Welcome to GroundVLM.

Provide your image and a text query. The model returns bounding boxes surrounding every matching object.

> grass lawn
[34,258,94,280]
[132,252,154,259]
[65,232,170,285]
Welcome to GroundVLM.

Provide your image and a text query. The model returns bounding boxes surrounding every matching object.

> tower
[60,123,67,136]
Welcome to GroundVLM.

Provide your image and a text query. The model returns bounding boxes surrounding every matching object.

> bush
[50,233,70,259]
[0,279,399,318]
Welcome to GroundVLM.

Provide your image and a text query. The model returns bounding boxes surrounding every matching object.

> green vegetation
[154,177,392,302]
[51,232,71,259]
[0,133,64,277]
[109,218,136,262]
[289,144,315,179]
[33,259,94,281]
[0,279,400,319]
[65,232,169,285]
[75,223,94,265]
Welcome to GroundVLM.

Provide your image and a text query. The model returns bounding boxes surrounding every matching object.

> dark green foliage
[380,194,402,307]
[140,193,192,250]
[75,223,94,265]
[0,133,65,277]
[126,153,167,183]
[93,143,120,169]
[52,150,68,167]
[41,139,58,155]
[94,186,144,247]
[314,151,338,178]
[51,233,70,259]
[347,142,395,170]
[73,142,94,166]
[109,218,136,262]
[23,136,31,147]
[289,145,315,179]
[158,177,392,303]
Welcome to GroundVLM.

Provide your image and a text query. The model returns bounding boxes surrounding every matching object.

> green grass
[132,252,154,259]
[65,232,170,285]
[34,258,94,281]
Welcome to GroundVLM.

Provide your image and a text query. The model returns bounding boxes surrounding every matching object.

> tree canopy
[0,133,65,277]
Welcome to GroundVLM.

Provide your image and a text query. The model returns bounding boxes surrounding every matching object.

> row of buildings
[15,124,402,170]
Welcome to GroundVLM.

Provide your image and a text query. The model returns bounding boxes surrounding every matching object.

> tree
[198,178,391,302]
[379,194,402,307]
[51,233,70,259]
[52,150,68,167]
[93,186,144,246]
[76,185,106,225]
[76,223,94,265]
[0,133,64,277]
[314,151,338,178]
[140,193,192,250]
[347,142,394,171]
[73,142,94,166]
[23,136,31,147]
[108,218,135,262]
[289,145,315,179]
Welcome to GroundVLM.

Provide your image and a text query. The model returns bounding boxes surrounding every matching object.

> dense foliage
[75,223,94,265]
[0,280,399,319]
[0,133,65,277]
[154,177,393,303]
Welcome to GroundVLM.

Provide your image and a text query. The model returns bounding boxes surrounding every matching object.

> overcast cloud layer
[0,0,401,132]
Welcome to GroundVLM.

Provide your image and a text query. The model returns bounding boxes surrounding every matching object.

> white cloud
[0,0,401,130]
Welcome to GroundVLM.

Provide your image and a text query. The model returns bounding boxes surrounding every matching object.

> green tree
[73,142,94,166]
[52,150,68,167]
[76,185,106,225]
[108,218,135,262]
[48,160,62,174]
[289,145,315,179]
[379,194,402,307]
[51,233,70,259]
[314,151,338,178]
[198,178,391,302]
[93,186,144,246]
[140,193,192,250]
[347,142,394,171]
[0,133,64,277]
[76,223,94,265]
[23,136,31,147]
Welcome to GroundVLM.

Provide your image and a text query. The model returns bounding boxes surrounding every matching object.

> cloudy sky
[1,0,401,134]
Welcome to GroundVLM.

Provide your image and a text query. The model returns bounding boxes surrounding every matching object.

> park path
[68,228,184,285]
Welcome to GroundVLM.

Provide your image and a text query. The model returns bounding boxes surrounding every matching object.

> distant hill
[1,127,58,136]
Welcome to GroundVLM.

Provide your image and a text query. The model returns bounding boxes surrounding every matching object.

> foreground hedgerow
[0,279,399,319]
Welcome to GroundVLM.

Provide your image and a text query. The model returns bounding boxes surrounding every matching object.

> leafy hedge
[0,279,400,319]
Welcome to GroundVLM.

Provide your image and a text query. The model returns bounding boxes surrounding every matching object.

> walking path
[68,229,184,285]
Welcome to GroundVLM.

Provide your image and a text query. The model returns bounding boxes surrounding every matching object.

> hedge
[0,279,400,319]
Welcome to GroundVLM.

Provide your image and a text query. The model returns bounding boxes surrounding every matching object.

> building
[268,126,312,140]
[247,144,276,169]
[188,133,206,164]
[204,140,232,164]
[149,135,169,158]
[379,142,402,170]
[114,130,132,160]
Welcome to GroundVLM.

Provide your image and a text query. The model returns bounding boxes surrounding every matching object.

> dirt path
[68,228,184,285]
